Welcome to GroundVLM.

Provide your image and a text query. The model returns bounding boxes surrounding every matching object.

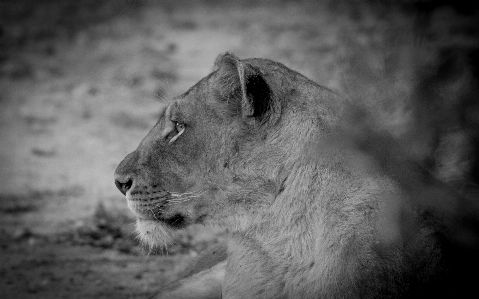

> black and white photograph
[1,0,478,298]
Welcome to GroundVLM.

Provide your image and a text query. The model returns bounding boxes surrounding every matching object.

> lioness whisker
[147,207,161,222]
[170,194,202,200]
[169,189,205,198]
[167,194,203,205]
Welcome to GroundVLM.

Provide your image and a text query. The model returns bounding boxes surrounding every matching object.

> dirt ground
[1,0,478,298]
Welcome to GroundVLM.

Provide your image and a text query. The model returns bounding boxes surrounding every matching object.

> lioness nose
[115,177,133,195]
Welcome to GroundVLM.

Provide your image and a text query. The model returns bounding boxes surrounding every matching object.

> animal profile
[115,52,477,298]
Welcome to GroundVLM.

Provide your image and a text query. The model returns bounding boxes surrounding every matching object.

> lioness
[115,53,458,298]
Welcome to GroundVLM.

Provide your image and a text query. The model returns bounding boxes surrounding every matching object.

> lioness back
[115,53,457,298]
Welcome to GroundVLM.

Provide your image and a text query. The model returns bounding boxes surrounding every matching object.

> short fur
[115,53,448,298]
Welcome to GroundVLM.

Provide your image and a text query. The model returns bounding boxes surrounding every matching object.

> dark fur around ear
[214,52,273,122]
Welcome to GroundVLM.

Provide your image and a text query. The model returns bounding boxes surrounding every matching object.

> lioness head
[115,52,345,248]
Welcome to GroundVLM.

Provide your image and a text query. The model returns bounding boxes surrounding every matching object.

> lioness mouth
[125,190,187,229]
[163,213,186,229]
[129,200,187,229]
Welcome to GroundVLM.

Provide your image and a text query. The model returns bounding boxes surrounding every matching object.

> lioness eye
[169,121,186,144]
[175,122,185,133]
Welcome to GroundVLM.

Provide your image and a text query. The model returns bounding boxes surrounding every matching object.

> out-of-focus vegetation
[339,0,479,246]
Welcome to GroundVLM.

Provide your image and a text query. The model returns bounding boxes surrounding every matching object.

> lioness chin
[115,53,455,298]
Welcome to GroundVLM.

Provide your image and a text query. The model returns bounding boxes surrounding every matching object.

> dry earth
[1,0,478,298]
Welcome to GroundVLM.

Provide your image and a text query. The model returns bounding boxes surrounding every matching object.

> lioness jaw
[115,52,473,298]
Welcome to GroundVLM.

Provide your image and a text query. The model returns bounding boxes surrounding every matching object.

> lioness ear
[214,52,272,122]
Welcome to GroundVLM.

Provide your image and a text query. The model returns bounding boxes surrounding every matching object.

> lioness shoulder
[115,53,459,298]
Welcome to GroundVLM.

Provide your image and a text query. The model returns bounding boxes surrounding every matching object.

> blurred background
[0,0,478,298]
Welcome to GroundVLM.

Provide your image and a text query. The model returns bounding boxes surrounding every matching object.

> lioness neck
[228,133,428,298]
